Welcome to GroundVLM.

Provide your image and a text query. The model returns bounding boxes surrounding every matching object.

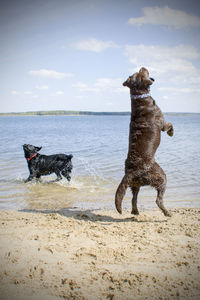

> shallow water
[0,114,199,211]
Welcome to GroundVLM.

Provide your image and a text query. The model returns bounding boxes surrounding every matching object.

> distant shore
[0,110,130,116]
[0,110,199,116]
[0,208,200,300]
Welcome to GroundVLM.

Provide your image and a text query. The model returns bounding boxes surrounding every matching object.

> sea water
[0,114,199,211]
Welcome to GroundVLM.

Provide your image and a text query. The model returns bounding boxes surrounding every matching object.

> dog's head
[123,67,154,94]
[23,144,42,158]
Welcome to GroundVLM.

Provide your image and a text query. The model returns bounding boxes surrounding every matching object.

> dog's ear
[123,73,138,88]
[35,146,42,152]
[143,77,154,85]
[139,67,154,85]
[139,67,149,77]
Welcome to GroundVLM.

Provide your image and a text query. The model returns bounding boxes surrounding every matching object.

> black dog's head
[123,67,154,94]
[23,144,42,159]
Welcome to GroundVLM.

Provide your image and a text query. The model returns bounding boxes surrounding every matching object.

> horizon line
[0,110,199,116]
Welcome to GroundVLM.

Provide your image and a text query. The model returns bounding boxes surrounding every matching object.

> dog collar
[27,153,38,162]
[131,93,151,100]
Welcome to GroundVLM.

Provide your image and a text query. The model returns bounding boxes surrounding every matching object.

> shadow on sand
[19,207,168,224]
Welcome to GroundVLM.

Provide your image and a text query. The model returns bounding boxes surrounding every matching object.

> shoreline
[0,208,200,300]
[0,112,199,117]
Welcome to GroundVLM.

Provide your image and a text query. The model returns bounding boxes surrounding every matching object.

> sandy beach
[0,208,200,300]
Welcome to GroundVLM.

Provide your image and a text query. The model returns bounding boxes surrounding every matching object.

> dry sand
[0,208,200,300]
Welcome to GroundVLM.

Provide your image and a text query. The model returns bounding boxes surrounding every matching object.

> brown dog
[115,67,173,217]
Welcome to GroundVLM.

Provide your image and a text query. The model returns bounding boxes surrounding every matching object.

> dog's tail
[115,175,129,214]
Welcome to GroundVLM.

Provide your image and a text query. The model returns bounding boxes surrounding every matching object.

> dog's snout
[150,77,154,82]
[123,79,130,86]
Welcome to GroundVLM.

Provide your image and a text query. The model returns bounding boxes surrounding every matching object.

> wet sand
[0,208,200,300]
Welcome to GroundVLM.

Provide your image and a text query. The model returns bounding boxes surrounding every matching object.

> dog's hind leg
[36,174,41,181]
[131,187,140,215]
[115,175,129,214]
[150,162,171,217]
[156,187,171,217]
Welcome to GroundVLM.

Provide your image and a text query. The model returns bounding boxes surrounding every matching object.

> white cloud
[124,44,200,98]
[11,90,41,99]
[29,69,73,79]
[158,87,200,93]
[73,78,129,94]
[56,91,64,95]
[95,78,129,93]
[74,95,87,100]
[36,85,49,90]
[105,102,114,106]
[11,90,18,95]
[95,78,121,89]
[73,38,119,52]
[125,44,200,76]
[73,82,99,92]
[128,6,200,29]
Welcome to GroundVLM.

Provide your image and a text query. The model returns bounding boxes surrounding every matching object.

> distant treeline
[0,111,198,116]
[0,110,130,116]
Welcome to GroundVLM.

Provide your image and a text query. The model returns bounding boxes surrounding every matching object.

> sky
[1,0,200,113]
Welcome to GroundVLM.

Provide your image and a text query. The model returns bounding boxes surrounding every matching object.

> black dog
[23,144,73,182]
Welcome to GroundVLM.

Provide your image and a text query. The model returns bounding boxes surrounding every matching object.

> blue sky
[1,0,200,112]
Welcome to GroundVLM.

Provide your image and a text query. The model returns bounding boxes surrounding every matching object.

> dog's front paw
[66,176,71,182]
[167,126,174,137]
[24,176,33,183]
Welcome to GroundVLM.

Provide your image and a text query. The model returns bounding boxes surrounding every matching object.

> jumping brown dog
[115,67,173,217]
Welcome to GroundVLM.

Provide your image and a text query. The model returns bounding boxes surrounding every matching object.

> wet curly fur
[115,67,174,217]
[23,144,73,182]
